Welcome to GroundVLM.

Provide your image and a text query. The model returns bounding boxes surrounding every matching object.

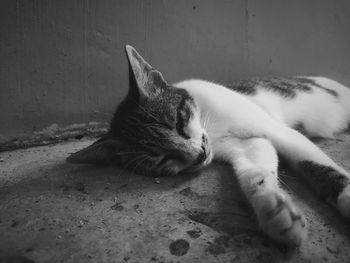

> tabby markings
[227,77,338,98]
[298,161,349,200]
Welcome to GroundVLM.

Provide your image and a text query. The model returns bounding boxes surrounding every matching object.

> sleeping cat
[67,45,350,246]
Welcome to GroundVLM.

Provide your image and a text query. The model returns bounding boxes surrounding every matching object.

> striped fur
[68,45,350,246]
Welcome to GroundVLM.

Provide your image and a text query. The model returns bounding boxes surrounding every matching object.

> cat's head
[67,45,212,176]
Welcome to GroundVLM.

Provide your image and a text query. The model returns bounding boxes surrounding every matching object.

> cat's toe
[337,185,350,219]
[258,193,307,246]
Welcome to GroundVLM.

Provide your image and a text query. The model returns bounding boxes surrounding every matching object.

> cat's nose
[202,134,208,144]
[196,144,208,164]
[196,151,206,164]
[193,133,211,165]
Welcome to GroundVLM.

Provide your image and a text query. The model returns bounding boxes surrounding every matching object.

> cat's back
[175,77,350,138]
[228,76,350,138]
[227,76,349,102]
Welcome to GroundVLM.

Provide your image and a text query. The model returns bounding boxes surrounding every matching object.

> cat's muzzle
[196,143,212,166]
[183,144,213,174]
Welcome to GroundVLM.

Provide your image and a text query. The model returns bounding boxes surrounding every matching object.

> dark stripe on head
[176,98,191,139]
[299,161,350,201]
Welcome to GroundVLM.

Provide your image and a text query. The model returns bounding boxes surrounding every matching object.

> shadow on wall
[1,0,350,141]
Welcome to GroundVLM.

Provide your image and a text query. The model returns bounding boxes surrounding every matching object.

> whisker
[130,156,150,175]
[116,151,148,155]
[203,112,212,131]
[205,113,210,130]
[278,177,292,192]
[117,154,148,177]
[202,112,208,129]
[202,113,207,129]
[279,173,297,180]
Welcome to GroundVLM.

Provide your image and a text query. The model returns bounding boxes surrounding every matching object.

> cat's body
[175,77,350,244]
[175,77,350,173]
[67,45,350,247]
[177,77,350,139]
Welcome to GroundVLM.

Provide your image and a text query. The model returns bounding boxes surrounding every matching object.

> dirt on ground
[0,133,350,263]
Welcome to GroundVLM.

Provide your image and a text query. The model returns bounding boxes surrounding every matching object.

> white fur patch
[174,78,350,175]
[185,110,204,149]
[173,77,350,244]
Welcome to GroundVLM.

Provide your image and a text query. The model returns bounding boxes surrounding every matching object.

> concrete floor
[1,133,350,263]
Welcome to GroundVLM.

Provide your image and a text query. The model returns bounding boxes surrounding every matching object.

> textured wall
[1,0,350,140]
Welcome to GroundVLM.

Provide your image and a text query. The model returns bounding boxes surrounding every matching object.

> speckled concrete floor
[0,133,350,263]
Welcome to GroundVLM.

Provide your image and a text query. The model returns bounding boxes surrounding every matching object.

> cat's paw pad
[257,193,307,246]
[337,185,350,219]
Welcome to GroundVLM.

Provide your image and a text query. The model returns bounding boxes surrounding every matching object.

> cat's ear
[125,45,167,98]
[66,138,123,165]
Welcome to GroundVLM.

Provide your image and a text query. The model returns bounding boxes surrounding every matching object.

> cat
[67,45,350,247]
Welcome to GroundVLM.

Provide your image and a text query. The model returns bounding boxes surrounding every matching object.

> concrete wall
[1,0,350,141]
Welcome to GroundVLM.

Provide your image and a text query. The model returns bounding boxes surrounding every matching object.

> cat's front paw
[256,192,307,246]
[337,184,350,219]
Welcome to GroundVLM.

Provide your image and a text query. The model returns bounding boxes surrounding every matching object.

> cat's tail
[266,124,350,219]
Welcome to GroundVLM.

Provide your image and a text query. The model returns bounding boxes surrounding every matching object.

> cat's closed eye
[176,104,192,139]
[176,117,190,139]
[176,116,190,139]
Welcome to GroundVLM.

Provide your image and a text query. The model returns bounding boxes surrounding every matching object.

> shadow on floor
[1,139,350,262]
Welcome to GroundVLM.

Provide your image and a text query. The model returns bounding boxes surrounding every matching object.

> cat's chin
[180,165,204,175]
[180,154,213,175]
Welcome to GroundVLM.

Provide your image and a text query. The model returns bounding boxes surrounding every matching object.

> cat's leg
[214,137,307,246]
[298,161,350,218]
[267,124,350,219]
